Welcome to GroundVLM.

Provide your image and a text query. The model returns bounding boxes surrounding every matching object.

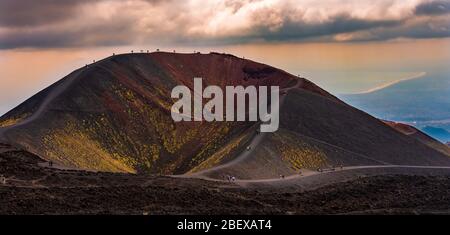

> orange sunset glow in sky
[1,0,450,115]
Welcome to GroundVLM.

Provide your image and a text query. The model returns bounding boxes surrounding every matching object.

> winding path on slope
[0,67,85,144]
[237,165,450,183]
[186,79,304,178]
[179,77,450,185]
[2,58,450,187]
[174,164,450,188]
[185,77,389,179]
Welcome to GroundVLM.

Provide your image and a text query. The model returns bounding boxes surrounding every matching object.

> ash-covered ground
[1,144,450,215]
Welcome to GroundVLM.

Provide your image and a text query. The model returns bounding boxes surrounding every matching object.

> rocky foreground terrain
[2,144,450,215]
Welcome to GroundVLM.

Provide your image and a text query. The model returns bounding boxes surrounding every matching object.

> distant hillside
[340,72,450,138]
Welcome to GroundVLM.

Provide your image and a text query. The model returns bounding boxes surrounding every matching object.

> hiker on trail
[49,161,53,167]
[0,175,6,185]
[280,174,285,179]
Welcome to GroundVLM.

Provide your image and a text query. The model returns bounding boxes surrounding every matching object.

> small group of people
[224,174,236,182]
[317,164,344,173]
[131,49,159,54]
[329,164,344,170]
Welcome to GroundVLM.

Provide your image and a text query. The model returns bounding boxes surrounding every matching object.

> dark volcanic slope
[200,87,450,180]
[1,52,450,176]
[0,52,319,174]
[278,90,450,165]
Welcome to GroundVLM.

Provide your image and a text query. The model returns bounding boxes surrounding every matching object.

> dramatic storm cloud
[415,0,450,15]
[0,0,449,48]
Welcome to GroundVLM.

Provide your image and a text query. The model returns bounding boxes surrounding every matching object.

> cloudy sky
[1,0,450,115]
[1,0,450,47]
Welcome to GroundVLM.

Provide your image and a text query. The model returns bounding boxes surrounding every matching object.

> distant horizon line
[342,71,427,95]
